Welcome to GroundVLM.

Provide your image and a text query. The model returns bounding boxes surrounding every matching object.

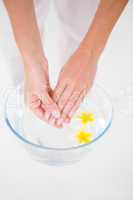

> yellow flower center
[77,112,95,125]
[76,130,93,144]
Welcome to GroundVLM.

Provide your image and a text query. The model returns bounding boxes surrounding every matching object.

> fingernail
[52,111,60,118]
[57,118,63,126]
[65,117,71,123]
[69,111,73,118]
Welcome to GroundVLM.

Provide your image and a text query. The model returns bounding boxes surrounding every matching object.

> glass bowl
[4,83,113,165]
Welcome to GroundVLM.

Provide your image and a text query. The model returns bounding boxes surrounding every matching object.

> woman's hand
[4,0,62,127]
[51,0,128,126]
[53,47,97,124]
[24,58,61,126]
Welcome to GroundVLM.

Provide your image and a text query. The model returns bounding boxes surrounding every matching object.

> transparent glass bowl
[4,84,113,165]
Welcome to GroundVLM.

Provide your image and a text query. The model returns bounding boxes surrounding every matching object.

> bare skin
[52,0,128,126]
[4,0,128,128]
[4,0,61,127]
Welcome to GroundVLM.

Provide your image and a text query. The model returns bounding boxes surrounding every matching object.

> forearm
[4,0,46,69]
[80,0,128,61]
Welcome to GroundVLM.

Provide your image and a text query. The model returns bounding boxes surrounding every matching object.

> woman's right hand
[4,1,62,126]
[24,58,61,127]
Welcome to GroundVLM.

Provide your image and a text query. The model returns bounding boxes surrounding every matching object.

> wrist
[23,54,48,72]
[78,42,100,65]
[79,29,106,63]
[78,1,110,61]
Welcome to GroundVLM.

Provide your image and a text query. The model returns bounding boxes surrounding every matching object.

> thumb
[41,92,60,119]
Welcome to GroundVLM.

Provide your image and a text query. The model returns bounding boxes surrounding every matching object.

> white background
[0,1,133,200]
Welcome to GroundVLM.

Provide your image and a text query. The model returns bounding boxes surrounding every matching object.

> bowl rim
[4,83,114,151]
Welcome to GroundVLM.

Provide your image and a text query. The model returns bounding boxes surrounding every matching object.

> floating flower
[77,112,95,125]
[76,130,93,144]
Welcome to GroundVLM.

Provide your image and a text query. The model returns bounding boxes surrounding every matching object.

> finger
[42,99,62,127]
[57,85,74,113]
[41,91,58,123]
[43,111,51,121]
[42,104,61,126]
[48,114,63,128]
[41,92,60,119]
[53,81,66,103]
[26,94,41,108]
[27,94,46,122]
[42,105,61,127]
[61,90,82,122]
[30,99,41,109]
[41,103,52,121]
[31,106,45,122]
[48,114,56,126]
[68,91,85,118]
[55,118,64,128]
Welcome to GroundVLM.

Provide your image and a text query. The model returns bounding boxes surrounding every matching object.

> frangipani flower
[76,130,93,144]
[77,112,95,125]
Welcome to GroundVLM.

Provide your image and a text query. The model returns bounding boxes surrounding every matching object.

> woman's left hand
[53,47,97,124]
